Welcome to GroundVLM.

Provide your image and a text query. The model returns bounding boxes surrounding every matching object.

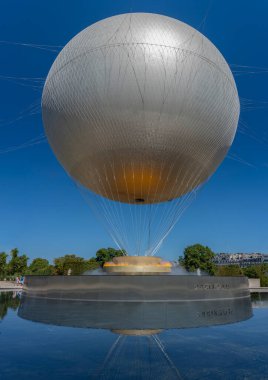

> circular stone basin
[103,256,172,275]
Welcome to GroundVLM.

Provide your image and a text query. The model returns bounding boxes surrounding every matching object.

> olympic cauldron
[103,256,172,275]
[29,13,248,334]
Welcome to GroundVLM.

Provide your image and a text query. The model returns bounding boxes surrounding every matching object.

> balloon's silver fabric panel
[42,13,239,204]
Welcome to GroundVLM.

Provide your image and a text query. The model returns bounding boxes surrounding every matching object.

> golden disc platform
[103,256,172,275]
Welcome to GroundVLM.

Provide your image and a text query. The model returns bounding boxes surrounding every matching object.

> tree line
[179,243,268,286]
[1,244,268,285]
[0,247,126,279]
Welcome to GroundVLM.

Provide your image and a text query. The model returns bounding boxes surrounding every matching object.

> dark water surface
[0,291,268,380]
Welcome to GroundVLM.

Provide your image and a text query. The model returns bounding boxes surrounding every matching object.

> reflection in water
[18,293,252,331]
[17,292,253,379]
[91,334,184,379]
[1,291,267,379]
[251,292,268,308]
[0,291,21,320]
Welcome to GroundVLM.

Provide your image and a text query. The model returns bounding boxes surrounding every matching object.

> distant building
[213,253,268,268]
[263,255,268,264]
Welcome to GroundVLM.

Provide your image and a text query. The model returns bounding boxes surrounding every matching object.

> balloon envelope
[42,13,239,204]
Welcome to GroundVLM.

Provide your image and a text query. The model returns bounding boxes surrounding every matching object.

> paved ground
[250,287,268,293]
[0,281,23,290]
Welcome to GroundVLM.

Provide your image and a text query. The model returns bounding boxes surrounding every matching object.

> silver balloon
[42,13,239,204]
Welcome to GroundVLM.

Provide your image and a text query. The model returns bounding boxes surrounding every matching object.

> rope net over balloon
[77,164,202,257]
[76,138,221,257]
[41,13,240,256]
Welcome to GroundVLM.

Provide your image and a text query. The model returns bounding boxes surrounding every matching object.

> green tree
[95,247,126,267]
[0,252,8,277]
[85,257,100,271]
[7,248,28,276]
[179,244,216,275]
[216,265,243,276]
[28,258,54,275]
[54,254,87,275]
[243,264,268,287]
[243,266,259,278]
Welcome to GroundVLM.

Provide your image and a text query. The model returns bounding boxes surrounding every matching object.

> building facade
[213,253,268,268]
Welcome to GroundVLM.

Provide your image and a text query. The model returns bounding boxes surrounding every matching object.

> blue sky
[0,0,268,262]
